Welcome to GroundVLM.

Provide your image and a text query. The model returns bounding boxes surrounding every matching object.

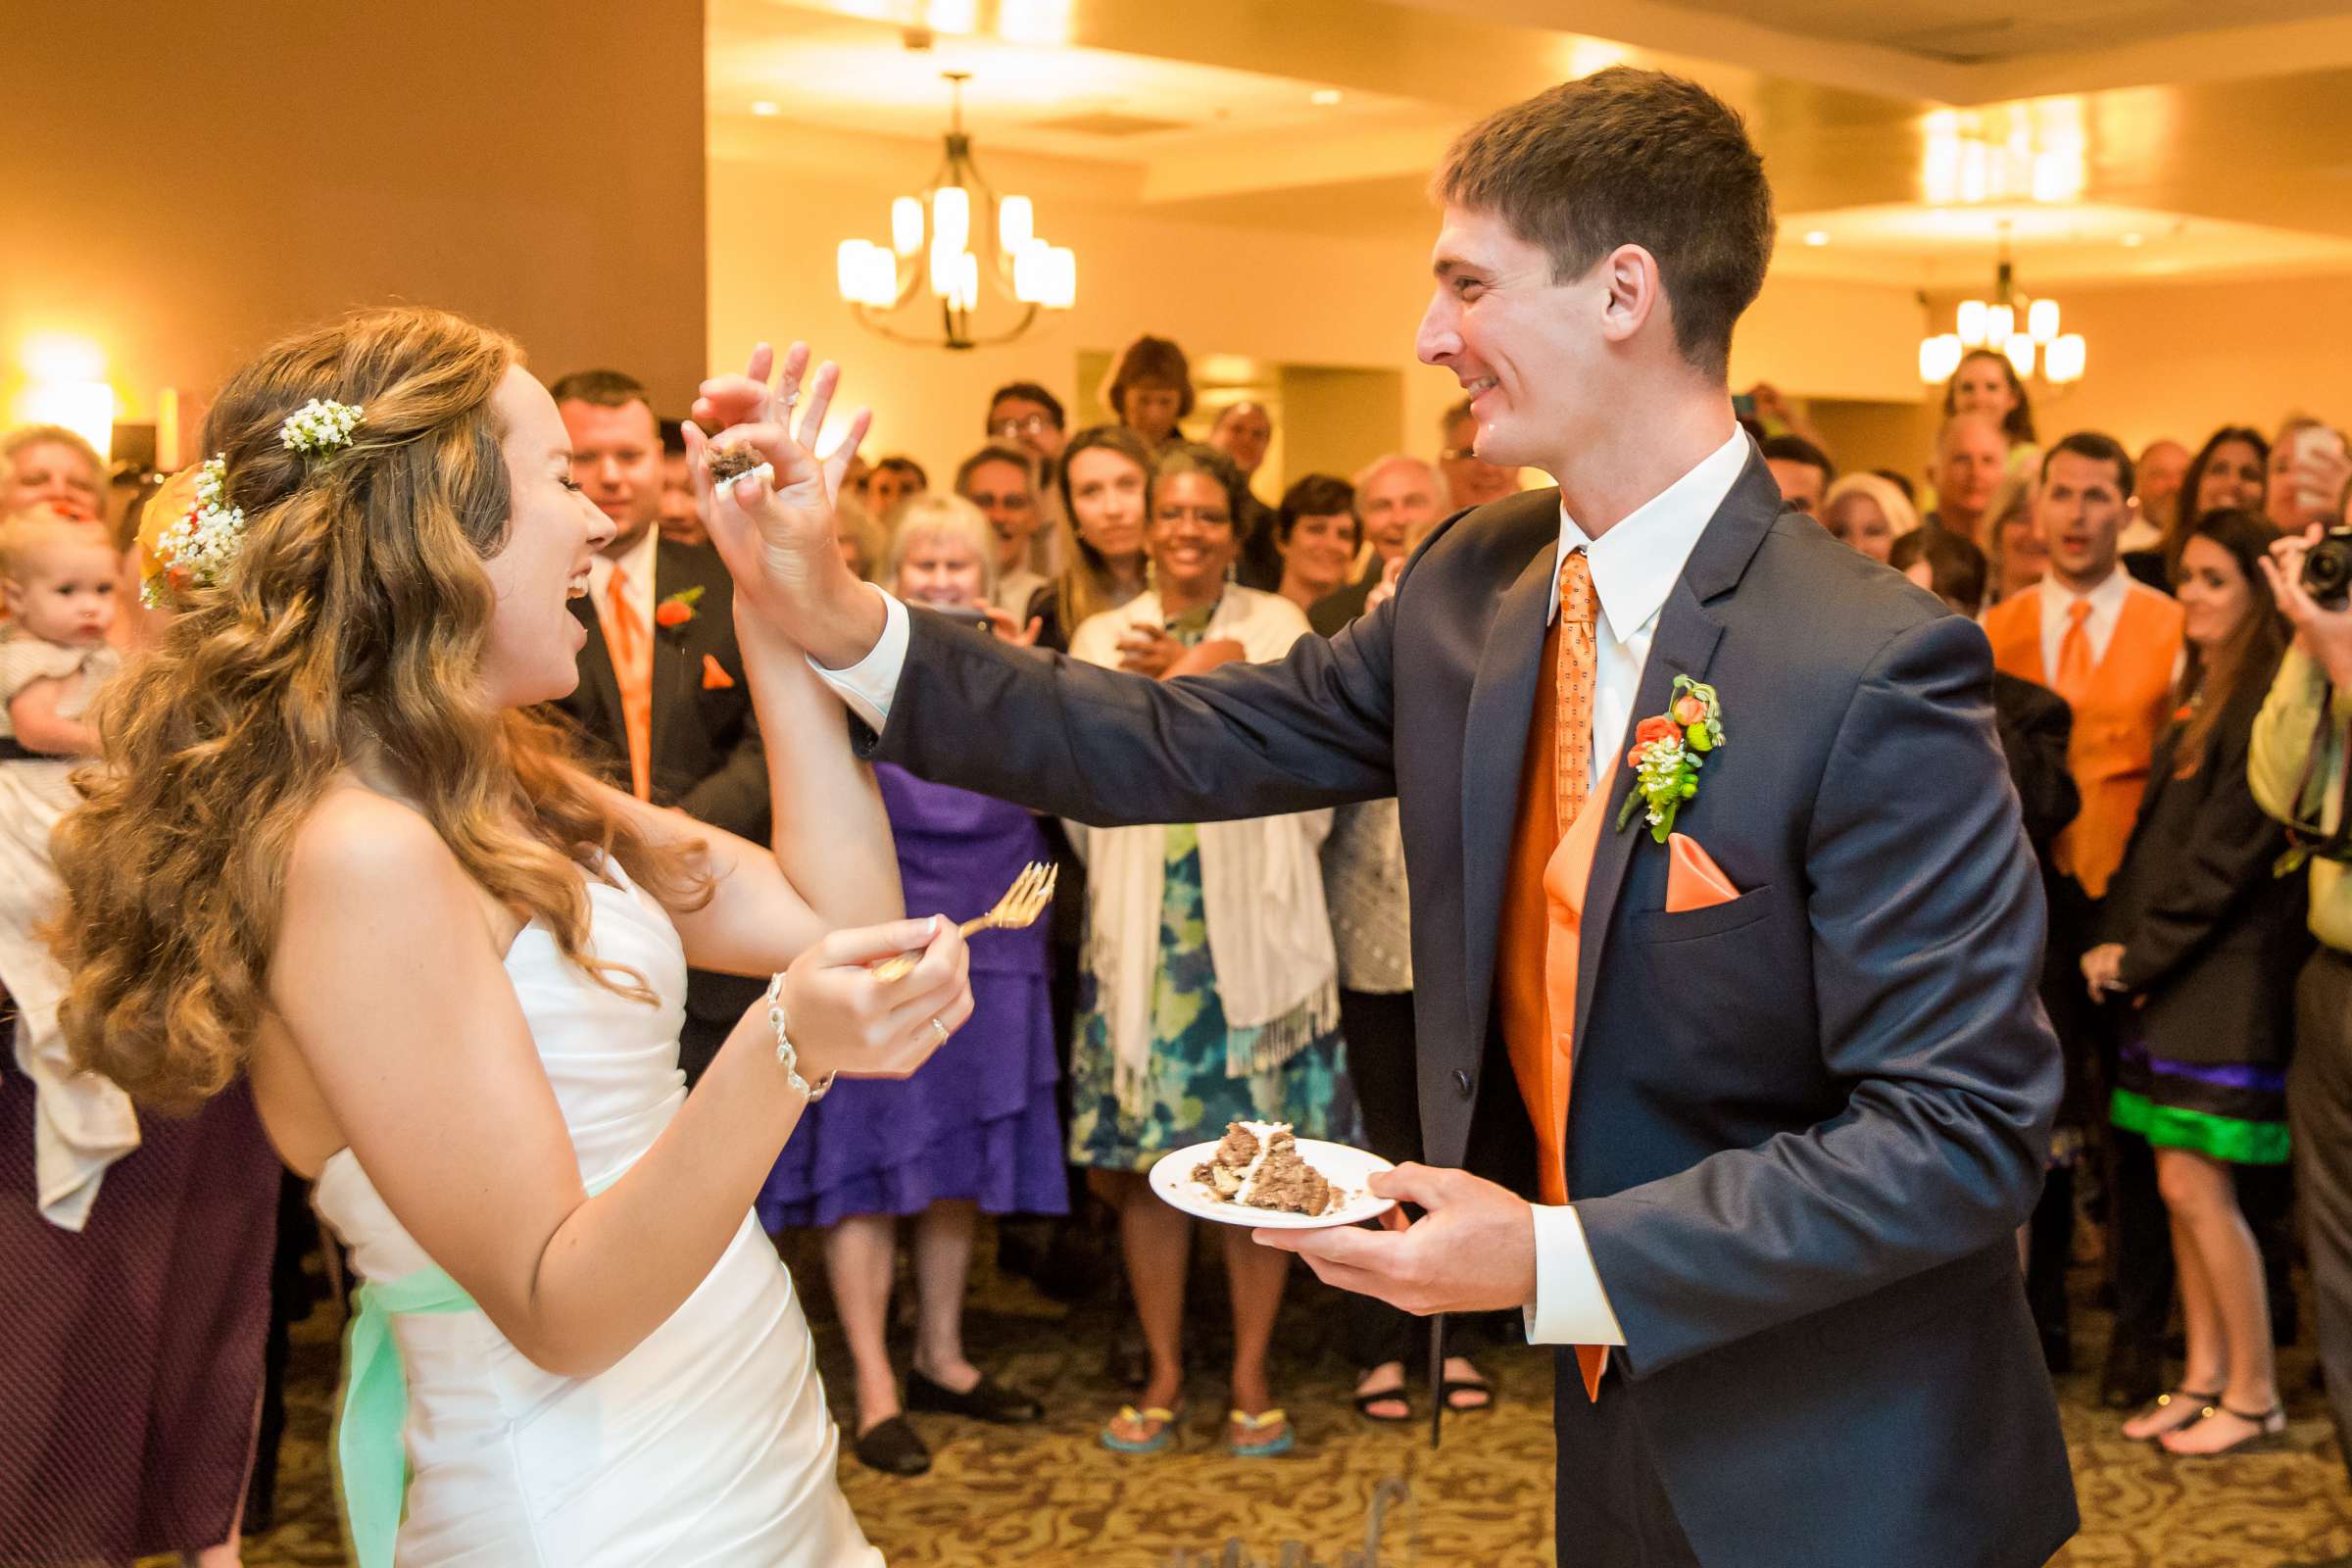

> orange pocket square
[701,655,737,691]
[1665,832,1740,913]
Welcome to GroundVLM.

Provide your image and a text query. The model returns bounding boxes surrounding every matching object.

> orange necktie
[2052,598,2093,710]
[1541,551,1612,1400]
[601,561,654,802]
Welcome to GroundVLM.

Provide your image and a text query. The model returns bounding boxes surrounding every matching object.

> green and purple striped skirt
[2108,1037,2289,1166]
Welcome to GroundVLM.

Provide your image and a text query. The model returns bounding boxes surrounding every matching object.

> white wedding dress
[312,862,882,1566]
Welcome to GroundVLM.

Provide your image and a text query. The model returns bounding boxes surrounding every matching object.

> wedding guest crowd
[8,295,2352,1568]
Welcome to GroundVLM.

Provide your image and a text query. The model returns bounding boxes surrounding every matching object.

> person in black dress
[2083,508,2308,1454]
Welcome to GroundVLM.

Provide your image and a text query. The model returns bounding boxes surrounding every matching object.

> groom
[718,67,2075,1568]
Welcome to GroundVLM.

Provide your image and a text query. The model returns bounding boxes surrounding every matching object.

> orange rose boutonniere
[654,585,704,632]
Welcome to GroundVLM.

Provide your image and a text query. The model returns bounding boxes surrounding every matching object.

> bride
[48,308,964,1565]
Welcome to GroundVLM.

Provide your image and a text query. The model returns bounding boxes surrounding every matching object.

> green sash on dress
[332,1169,624,1568]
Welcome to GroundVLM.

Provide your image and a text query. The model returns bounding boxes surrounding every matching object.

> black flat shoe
[906,1367,1044,1424]
[854,1414,932,1476]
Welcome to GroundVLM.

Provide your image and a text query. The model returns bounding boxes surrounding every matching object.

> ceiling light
[1310,89,1343,107]
[750,101,780,118]
[1920,227,2083,388]
[838,73,1076,349]
[1803,230,1830,247]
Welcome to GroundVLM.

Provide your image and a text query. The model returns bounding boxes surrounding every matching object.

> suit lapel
[647,544,689,764]
[1459,538,1558,1055]
[1569,450,1777,1053]
[571,593,623,735]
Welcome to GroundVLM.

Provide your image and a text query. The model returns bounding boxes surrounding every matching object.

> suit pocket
[1631,884,1774,944]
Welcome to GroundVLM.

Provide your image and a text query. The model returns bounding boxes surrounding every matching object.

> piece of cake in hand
[1192,1119,1336,1217]
[705,443,772,488]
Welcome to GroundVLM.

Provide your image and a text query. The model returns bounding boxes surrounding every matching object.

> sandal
[1228,1406,1295,1458]
[2158,1400,2288,1457]
[2121,1387,2222,1443]
[1441,1370,1495,1413]
[1101,1401,1185,1454]
[1353,1371,1412,1425]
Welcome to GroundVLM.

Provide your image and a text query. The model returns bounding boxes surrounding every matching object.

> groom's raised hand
[1253,1163,1538,1316]
[689,341,886,669]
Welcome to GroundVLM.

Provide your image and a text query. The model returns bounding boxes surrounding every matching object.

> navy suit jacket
[864,447,2077,1565]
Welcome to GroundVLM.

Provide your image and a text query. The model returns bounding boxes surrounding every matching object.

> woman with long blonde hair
[46,311,971,1565]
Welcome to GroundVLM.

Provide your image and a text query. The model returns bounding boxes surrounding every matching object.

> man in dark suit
[551,369,767,1081]
[706,67,2073,1568]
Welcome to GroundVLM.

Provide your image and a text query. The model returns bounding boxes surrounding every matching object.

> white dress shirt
[2033,566,2134,678]
[812,428,1749,1355]
[588,524,661,684]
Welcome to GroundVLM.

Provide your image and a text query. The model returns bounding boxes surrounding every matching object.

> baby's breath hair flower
[140,456,248,608]
[279,397,365,458]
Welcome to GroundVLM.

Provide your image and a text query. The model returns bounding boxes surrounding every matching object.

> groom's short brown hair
[1436,67,1774,382]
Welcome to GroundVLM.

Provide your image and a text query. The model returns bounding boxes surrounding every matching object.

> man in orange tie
[1980,436,2184,1403]
[718,67,2074,1568]
[551,369,769,1082]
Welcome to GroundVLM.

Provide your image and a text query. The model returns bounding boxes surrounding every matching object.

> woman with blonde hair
[42,312,974,1565]
[1984,471,2045,607]
[1817,471,1918,564]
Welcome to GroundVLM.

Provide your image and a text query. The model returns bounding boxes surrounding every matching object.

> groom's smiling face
[1417,204,1601,479]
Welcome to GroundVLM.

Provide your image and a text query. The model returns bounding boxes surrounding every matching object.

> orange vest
[1982,581,2182,899]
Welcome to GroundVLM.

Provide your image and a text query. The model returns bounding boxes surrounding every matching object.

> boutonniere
[654,585,704,632]
[1617,675,1725,844]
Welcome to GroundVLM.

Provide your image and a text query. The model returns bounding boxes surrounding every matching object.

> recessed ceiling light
[1803,230,1830,246]
[2120,232,2144,247]
[751,101,781,118]
[1310,88,1343,107]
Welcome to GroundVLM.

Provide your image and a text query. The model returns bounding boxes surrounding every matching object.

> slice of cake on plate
[1193,1120,1337,1217]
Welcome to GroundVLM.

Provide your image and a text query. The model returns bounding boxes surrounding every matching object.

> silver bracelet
[764,973,835,1102]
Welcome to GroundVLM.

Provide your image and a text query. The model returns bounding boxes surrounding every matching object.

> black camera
[2302,527,2352,612]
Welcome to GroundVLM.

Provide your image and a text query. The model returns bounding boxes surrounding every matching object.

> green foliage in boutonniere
[654,585,704,632]
[1616,675,1725,844]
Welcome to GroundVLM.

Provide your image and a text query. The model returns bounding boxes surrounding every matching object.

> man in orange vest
[722,67,2075,1568]
[1980,433,2184,1399]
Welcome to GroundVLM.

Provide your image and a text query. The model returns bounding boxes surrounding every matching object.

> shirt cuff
[1522,1202,1627,1347]
[808,586,907,733]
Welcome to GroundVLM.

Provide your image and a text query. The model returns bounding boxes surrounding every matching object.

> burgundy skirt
[0,1060,279,1562]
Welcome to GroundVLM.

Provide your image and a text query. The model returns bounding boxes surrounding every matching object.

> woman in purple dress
[759,492,1065,1477]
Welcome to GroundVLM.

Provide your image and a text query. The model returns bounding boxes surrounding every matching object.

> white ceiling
[711,0,2352,286]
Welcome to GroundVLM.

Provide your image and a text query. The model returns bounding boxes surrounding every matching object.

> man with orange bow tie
[712,67,2073,1568]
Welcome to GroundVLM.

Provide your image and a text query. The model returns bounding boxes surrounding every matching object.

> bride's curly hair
[51,306,706,1111]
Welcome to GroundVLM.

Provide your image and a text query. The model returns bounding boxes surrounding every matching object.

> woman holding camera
[2084,508,2306,1454]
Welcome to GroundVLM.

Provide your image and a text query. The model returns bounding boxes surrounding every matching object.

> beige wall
[1988,271,2352,456]
[1,1,708,444]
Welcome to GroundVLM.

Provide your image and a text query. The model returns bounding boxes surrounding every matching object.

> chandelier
[1918,229,2084,387]
[836,73,1076,351]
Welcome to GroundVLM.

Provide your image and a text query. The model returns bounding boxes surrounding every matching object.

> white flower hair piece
[279,397,365,458]
[141,456,248,609]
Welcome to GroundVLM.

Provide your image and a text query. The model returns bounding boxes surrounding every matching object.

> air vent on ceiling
[1026,110,1191,137]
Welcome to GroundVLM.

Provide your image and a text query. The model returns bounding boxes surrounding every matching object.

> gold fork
[869,861,1059,983]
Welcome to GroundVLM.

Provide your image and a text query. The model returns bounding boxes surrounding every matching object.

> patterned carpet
[215,1223,2352,1568]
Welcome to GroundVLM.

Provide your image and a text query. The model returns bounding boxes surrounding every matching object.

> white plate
[1148,1138,1397,1230]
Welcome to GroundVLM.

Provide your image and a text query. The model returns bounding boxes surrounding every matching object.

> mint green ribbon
[332,1171,623,1567]
[334,1263,479,1568]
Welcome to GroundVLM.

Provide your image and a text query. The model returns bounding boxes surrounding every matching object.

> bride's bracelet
[764,973,836,1102]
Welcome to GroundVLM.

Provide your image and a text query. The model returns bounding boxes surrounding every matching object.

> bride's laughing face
[479,368,615,710]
